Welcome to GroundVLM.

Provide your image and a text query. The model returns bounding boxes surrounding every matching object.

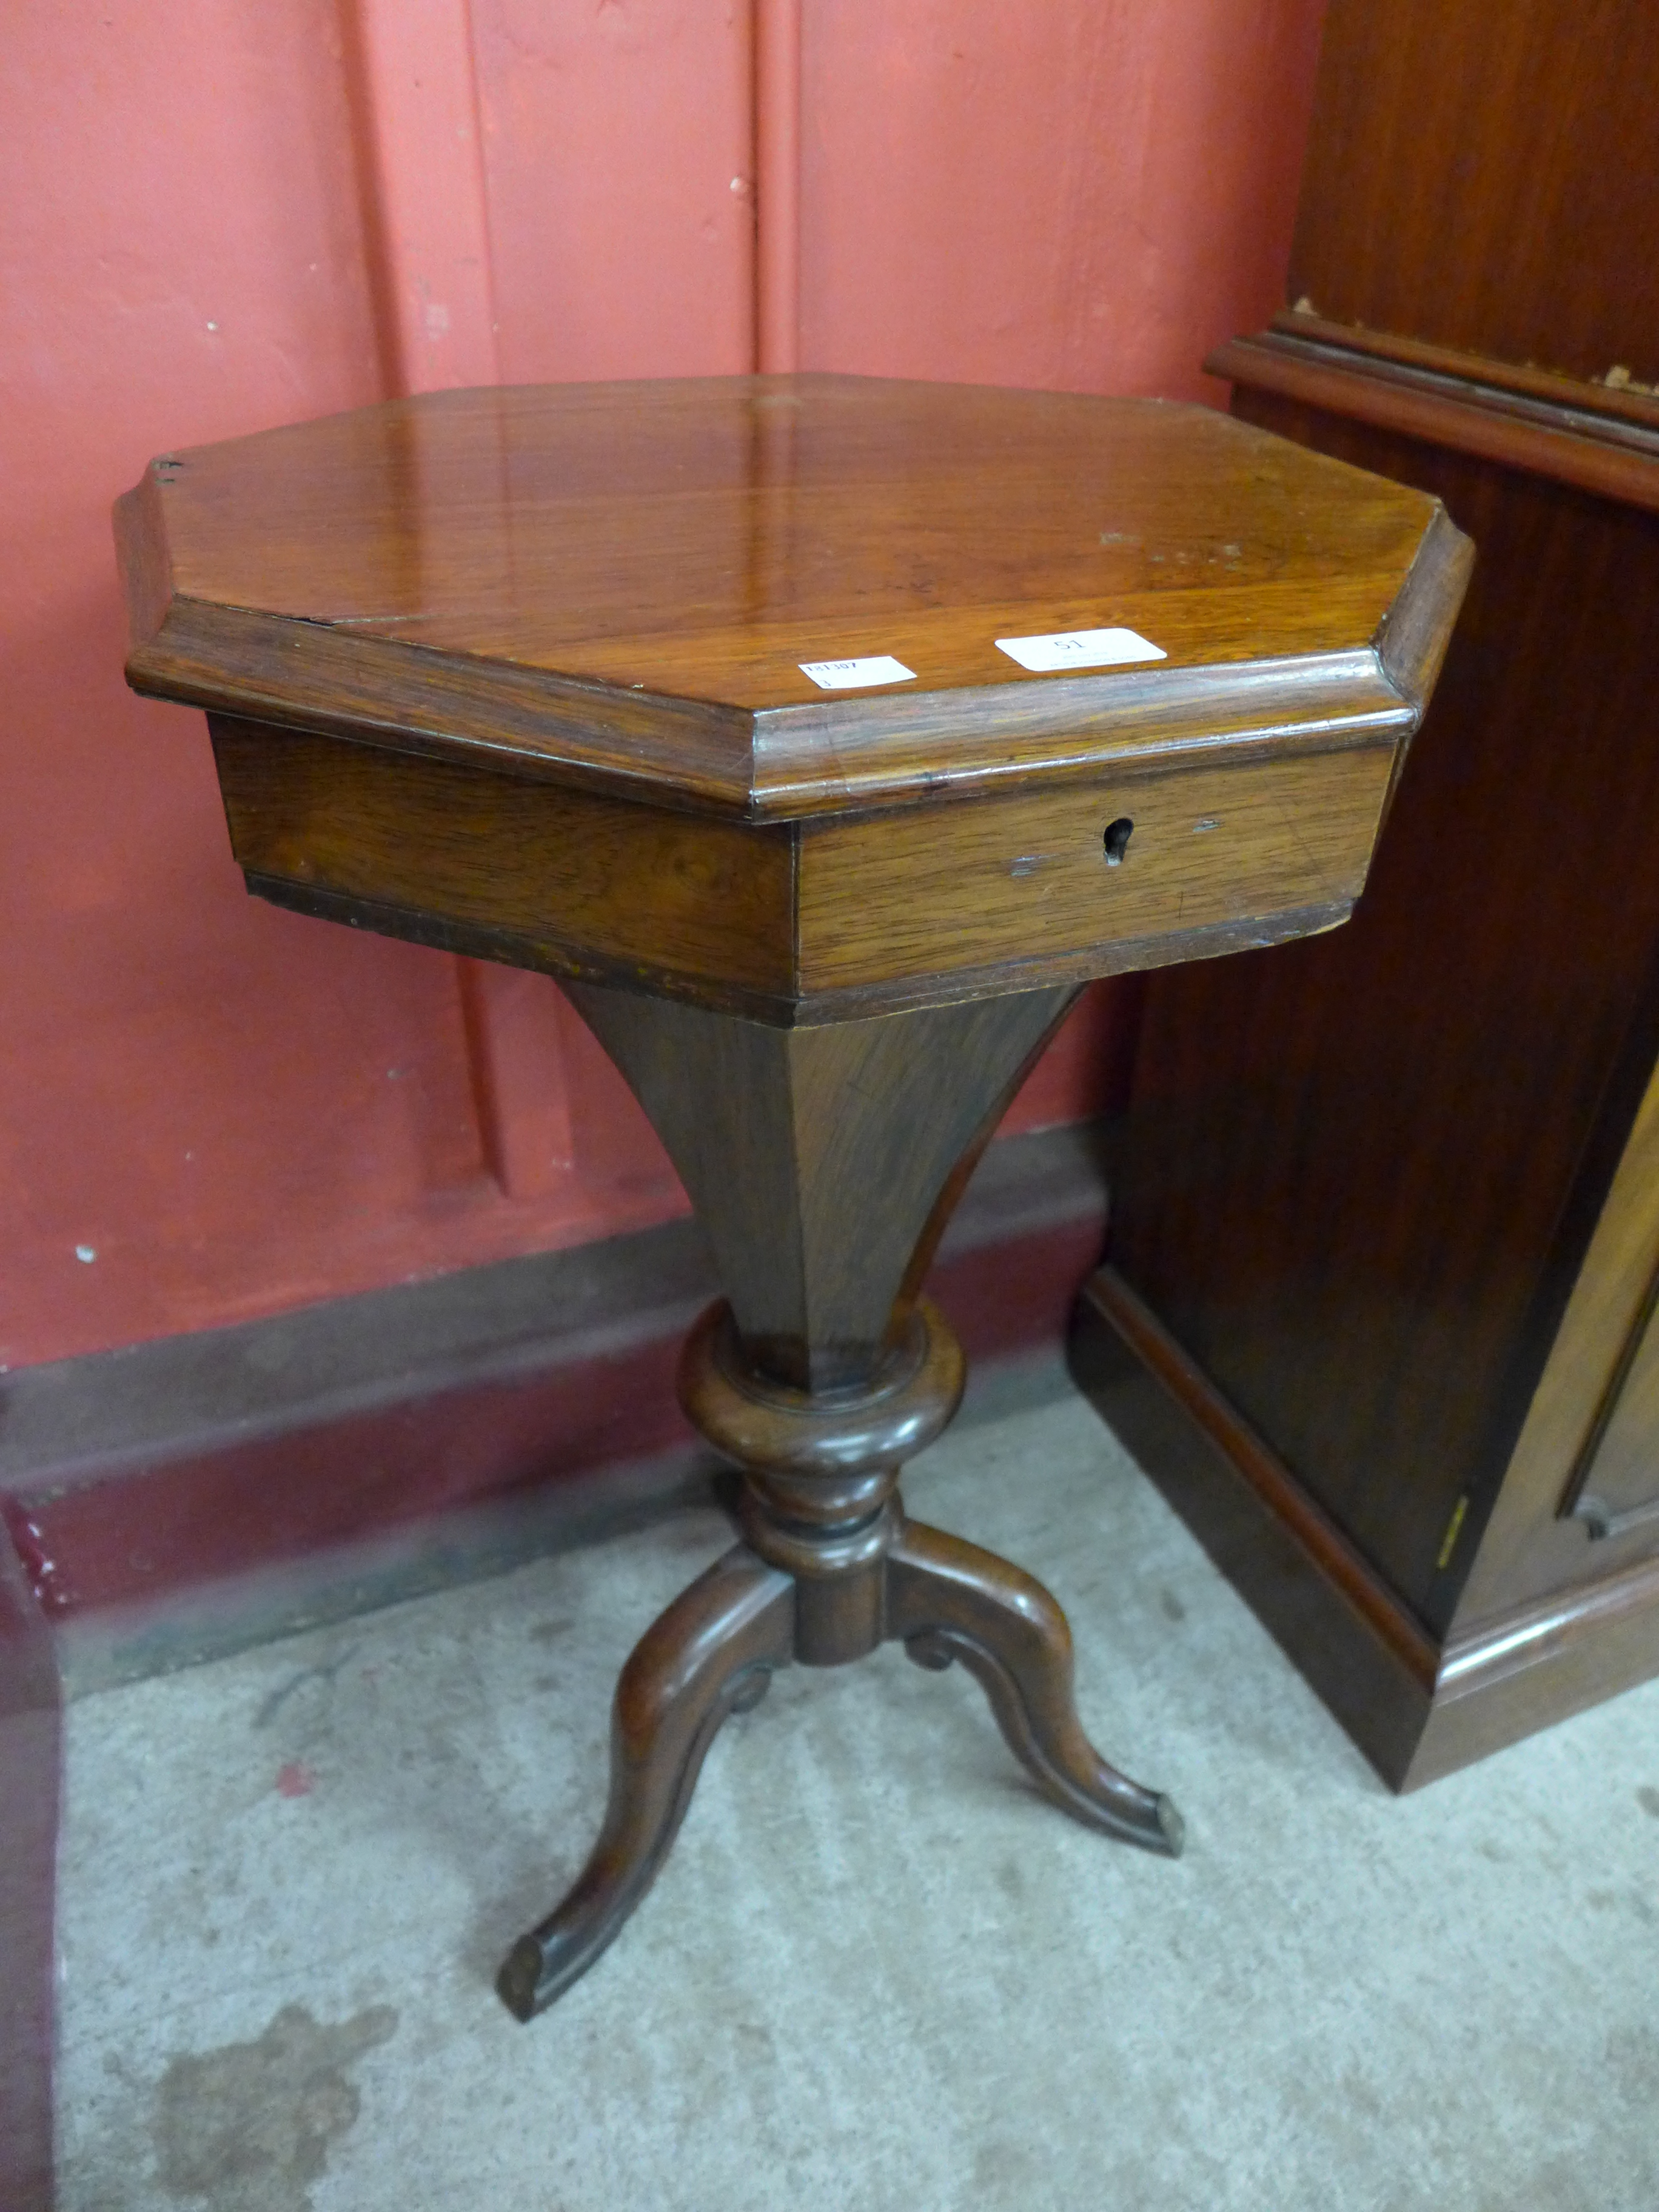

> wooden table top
[117,375,1465,823]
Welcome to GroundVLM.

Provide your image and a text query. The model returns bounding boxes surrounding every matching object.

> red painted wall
[802,0,1325,397]
[1,0,1326,1372]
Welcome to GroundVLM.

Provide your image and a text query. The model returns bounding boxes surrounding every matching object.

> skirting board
[1070,1264,1659,1790]
[0,1517,58,2212]
[0,1123,1111,1694]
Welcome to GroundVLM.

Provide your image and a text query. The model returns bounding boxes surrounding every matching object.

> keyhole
[1102,817,1134,866]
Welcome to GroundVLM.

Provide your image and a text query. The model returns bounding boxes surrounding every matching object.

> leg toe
[888,1519,1182,1858]
[498,1546,793,2020]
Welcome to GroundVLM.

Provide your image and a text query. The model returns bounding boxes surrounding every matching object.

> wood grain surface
[796,747,1392,992]
[1071,1259,1659,1793]
[110,374,1480,2008]
[1111,398,1659,1626]
[214,708,1402,1020]
[497,976,1175,2014]
[210,716,796,1001]
[1287,0,1659,386]
[1077,0,1659,1786]
[1268,312,1659,440]
[117,374,1460,820]
[1068,1264,1438,1789]
[1463,1047,1659,1616]
[563,981,1073,1390]
[1207,330,1659,517]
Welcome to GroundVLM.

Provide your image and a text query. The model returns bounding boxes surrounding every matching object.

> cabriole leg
[497,1545,794,2020]
[887,1517,1184,1857]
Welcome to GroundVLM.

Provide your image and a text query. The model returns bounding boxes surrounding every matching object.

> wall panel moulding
[0,1126,1110,1694]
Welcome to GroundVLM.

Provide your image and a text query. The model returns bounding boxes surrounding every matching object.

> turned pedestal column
[496,980,1182,2017]
[115,371,1470,2019]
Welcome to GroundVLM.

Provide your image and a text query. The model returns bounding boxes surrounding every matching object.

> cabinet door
[1568,1270,1659,1542]
[1441,1027,1659,1623]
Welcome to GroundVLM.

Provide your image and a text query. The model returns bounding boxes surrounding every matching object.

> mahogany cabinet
[1072,0,1659,1786]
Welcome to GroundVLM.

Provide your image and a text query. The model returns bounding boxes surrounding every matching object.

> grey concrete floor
[56,1367,1659,2212]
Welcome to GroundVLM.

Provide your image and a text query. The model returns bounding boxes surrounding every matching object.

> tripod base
[500,983,1184,2022]
[498,1307,1181,2022]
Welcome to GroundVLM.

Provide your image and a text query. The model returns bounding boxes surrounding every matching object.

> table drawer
[210,716,796,999]
[796,743,1395,992]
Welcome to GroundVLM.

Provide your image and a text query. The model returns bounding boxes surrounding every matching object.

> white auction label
[994,627,1165,674]
[798,655,916,690]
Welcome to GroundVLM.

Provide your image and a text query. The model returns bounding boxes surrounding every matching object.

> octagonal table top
[116,374,1467,823]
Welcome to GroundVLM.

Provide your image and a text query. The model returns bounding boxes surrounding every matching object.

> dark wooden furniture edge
[0,1517,59,2212]
[1207,332,1659,515]
[0,1122,1110,1683]
[1370,506,1474,826]
[1421,1549,1659,1788]
[1267,310,1659,436]
[247,870,1355,1028]
[1373,506,1473,713]
[116,485,1427,823]
[1070,1265,1659,1791]
[1068,1263,1436,1785]
[124,592,1420,820]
